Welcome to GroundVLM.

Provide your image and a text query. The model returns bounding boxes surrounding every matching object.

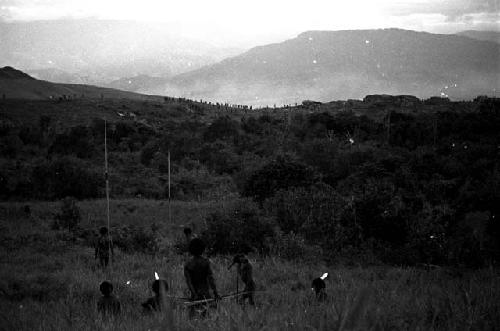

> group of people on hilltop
[94,226,257,318]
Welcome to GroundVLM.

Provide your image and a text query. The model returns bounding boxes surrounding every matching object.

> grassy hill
[0,66,164,101]
[1,76,499,329]
[1,199,499,330]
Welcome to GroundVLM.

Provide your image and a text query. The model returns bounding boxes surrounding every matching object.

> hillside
[0,66,162,101]
[151,29,500,105]
[457,30,500,44]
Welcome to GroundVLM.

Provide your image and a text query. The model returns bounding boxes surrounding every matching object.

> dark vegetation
[1,96,499,267]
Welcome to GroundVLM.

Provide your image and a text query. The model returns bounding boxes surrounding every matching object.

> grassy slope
[1,200,499,330]
[0,98,252,132]
[0,76,165,101]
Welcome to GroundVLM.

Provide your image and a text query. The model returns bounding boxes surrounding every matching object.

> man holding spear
[228,254,256,306]
[184,238,221,317]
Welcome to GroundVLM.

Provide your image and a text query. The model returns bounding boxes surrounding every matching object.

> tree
[242,155,317,204]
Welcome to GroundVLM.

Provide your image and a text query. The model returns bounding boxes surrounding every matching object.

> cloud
[0,0,498,46]
[387,0,499,20]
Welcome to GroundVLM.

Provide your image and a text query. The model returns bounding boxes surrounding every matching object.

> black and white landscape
[1,1,499,330]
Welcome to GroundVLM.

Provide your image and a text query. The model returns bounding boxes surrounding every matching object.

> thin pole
[168,150,171,224]
[104,120,112,263]
[236,268,239,300]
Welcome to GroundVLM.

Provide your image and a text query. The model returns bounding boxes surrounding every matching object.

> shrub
[49,125,93,158]
[140,140,159,166]
[53,197,81,231]
[203,116,240,142]
[202,199,274,255]
[270,229,322,261]
[112,225,160,255]
[265,183,354,254]
[31,156,101,199]
[242,155,317,204]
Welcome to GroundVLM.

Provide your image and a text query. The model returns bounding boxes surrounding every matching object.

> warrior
[97,281,121,316]
[184,238,220,317]
[95,227,114,268]
[142,279,170,313]
[228,254,256,305]
[311,273,328,302]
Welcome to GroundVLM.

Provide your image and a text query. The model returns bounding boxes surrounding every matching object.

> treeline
[1,98,499,266]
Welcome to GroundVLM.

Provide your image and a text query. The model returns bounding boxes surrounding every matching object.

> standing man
[228,254,256,305]
[95,226,114,268]
[184,238,220,317]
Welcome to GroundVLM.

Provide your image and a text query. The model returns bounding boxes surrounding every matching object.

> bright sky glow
[0,0,498,46]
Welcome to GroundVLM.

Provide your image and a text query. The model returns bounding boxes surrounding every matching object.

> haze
[1,0,498,48]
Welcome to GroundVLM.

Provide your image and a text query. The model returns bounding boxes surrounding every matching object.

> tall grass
[1,200,499,330]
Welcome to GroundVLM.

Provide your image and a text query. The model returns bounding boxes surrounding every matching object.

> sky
[0,0,498,47]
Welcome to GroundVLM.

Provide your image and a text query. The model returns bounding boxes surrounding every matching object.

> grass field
[1,200,499,330]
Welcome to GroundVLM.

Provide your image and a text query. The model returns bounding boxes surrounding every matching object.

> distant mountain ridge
[0,19,242,85]
[457,30,500,44]
[0,66,161,101]
[149,28,500,105]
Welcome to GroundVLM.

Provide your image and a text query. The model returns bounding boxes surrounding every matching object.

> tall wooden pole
[386,111,391,144]
[168,150,171,224]
[105,120,112,262]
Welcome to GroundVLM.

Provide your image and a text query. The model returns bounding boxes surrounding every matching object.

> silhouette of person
[184,238,220,317]
[311,276,327,302]
[228,254,256,305]
[95,227,114,268]
[142,279,170,313]
[184,227,193,244]
[97,281,121,316]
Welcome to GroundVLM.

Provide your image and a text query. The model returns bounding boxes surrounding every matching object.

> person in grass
[228,254,256,306]
[175,226,196,254]
[142,279,170,313]
[95,226,114,268]
[311,275,328,302]
[184,238,220,317]
[97,281,121,316]
[183,227,194,245]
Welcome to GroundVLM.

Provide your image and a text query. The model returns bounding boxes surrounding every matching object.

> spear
[183,291,253,307]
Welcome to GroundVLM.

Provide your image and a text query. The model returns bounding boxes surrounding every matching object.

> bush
[52,197,81,231]
[112,225,160,255]
[31,156,101,199]
[203,116,240,142]
[265,183,354,254]
[49,126,93,158]
[270,229,322,261]
[202,199,274,255]
[242,155,317,204]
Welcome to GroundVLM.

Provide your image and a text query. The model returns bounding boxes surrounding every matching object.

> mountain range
[1,24,498,105]
[144,28,499,105]
[0,19,242,85]
[457,30,500,44]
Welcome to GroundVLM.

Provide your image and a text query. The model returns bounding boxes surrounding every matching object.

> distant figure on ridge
[228,254,256,305]
[95,227,114,268]
[97,281,121,316]
[184,238,220,317]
